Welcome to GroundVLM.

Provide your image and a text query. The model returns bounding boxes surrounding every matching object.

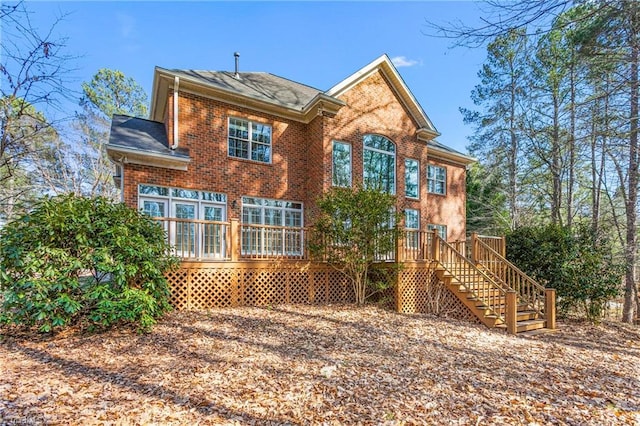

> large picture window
[241,197,304,256]
[332,141,352,187]
[228,117,272,163]
[405,159,419,199]
[427,164,446,195]
[363,134,395,194]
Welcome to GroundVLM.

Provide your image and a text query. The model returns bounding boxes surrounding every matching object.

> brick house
[106,54,554,334]
[108,54,472,245]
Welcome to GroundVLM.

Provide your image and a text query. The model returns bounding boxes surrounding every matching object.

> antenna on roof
[234,52,240,79]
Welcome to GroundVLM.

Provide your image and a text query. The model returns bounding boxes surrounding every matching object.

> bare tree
[0,2,76,220]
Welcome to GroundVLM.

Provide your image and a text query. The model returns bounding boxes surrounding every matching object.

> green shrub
[0,194,179,333]
[506,223,623,322]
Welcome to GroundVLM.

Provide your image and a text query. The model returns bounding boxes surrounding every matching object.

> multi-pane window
[241,197,304,256]
[405,159,419,199]
[428,223,447,240]
[363,134,395,194]
[405,209,420,250]
[138,184,227,258]
[228,118,272,163]
[332,141,352,187]
[404,209,420,229]
[427,164,446,195]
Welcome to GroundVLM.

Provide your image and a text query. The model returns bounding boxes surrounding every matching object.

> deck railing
[241,224,306,259]
[434,233,509,325]
[403,230,434,261]
[156,217,230,260]
[473,236,547,318]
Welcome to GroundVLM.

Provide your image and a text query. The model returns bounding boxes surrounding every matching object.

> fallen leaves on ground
[1,305,639,425]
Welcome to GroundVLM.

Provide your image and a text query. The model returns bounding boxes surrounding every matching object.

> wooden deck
[159,217,555,335]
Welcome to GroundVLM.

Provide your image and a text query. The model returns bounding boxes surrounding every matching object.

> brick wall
[122,69,467,238]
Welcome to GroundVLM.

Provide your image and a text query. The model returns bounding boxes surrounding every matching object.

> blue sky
[24,1,487,153]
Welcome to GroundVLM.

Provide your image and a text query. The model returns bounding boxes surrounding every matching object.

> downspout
[172,75,180,149]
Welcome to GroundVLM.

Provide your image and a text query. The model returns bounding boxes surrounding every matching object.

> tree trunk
[623,10,639,323]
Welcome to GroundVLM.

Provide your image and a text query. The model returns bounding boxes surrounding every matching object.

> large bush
[0,194,178,332]
[506,224,623,322]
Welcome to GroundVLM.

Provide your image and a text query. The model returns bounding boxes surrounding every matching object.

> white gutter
[172,76,180,149]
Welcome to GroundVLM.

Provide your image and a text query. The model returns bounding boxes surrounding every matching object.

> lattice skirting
[166,261,355,310]
[166,261,479,325]
[398,265,481,324]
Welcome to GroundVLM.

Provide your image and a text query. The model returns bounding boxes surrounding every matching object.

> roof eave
[106,144,191,171]
[152,68,344,124]
[427,144,476,166]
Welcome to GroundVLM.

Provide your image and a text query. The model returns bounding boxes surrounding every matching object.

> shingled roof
[166,70,323,111]
[107,115,190,170]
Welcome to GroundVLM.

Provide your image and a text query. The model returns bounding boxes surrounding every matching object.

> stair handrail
[474,238,546,318]
[435,233,510,325]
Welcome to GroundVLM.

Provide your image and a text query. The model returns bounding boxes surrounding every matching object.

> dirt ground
[1,305,639,425]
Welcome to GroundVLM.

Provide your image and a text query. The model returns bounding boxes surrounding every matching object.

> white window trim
[227,116,273,164]
[427,164,447,196]
[404,208,420,230]
[332,140,352,187]
[363,134,396,195]
[138,184,227,220]
[405,158,420,200]
[428,223,447,240]
[241,196,304,228]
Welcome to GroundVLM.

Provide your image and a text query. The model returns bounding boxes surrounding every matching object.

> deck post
[501,236,506,258]
[470,232,478,264]
[230,219,240,261]
[506,290,518,335]
[395,232,404,312]
[431,230,440,262]
[545,288,556,329]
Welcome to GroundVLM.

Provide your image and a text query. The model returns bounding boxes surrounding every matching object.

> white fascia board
[106,145,191,171]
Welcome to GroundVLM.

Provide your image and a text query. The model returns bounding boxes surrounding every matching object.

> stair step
[517,327,558,337]
[517,310,539,321]
[516,319,546,333]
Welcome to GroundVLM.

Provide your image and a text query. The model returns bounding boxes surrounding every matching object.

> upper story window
[332,141,352,187]
[363,134,395,194]
[405,158,419,199]
[427,164,446,195]
[228,117,272,163]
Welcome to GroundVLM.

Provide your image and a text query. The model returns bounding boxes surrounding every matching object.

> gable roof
[327,54,440,141]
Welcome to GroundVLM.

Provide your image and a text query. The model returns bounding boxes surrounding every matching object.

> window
[405,159,419,199]
[241,197,304,256]
[332,141,352,187]
[228,117,272,163]
[404,209,419,230]
[427,165,446,195]
[428,224,447,240]
[405,209,420,251]
[138,184,227,258]
[363,134,395,194]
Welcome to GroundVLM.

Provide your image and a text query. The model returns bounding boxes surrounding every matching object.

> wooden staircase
[432,234,556,336]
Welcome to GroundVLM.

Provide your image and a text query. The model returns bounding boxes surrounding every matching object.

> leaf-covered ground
[1,305,639,425]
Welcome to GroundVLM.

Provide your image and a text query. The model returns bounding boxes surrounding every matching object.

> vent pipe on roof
[234,52,240,79]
